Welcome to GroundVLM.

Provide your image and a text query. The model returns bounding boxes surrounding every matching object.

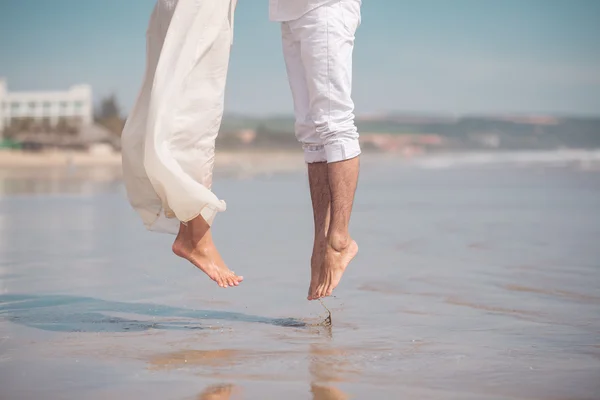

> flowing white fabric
[122,0,236,235]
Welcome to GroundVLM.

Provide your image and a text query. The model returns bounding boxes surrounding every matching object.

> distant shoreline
[2,148,599,172]
[0,149,122,168]
[0,149,306,176]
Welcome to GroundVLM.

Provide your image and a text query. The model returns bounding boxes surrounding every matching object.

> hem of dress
[136,200,226,236]
[179,200,226,226]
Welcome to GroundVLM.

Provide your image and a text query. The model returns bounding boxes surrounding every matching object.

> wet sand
[1,153,599,399]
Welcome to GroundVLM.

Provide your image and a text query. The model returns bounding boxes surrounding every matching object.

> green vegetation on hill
[219,114,600,150]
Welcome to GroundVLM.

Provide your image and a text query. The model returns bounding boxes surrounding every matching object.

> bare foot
[310,238,358,300]
[172,223,243,288]
[308,238,327,299]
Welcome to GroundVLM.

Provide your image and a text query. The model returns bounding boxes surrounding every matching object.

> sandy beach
[0,149,306,196]
[1,153,599,399]
[0,149,304,172]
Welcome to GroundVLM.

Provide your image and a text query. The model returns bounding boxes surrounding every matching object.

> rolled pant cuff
[303,144,327,163]
[325,139,361,163]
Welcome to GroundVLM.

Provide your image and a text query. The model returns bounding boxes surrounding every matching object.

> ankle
[172,238,189,257]
[313,231,327,244]
[327,232,351,251]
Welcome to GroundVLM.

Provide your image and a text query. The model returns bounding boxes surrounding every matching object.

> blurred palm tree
[95,94,126,136]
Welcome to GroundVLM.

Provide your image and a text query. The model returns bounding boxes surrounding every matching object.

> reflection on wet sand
[197,384,238,400]
[150,350,245,370]
[147,343,354,399]
[503,284,600,303]
[445,297,543,318]
[397,308,435,316]
[310,384,348,400]
[309,345,360,383]
[148,348,294,381]
[308,345,354,399]
[358,282,439,298]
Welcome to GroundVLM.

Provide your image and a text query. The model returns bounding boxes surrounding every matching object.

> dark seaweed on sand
[319,299,332,326]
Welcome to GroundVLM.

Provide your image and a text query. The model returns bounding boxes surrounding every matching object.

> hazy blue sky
[1,0,599,116]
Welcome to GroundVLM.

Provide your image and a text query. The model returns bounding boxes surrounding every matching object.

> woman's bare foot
[172,220,243,288]
[309,236,358,300]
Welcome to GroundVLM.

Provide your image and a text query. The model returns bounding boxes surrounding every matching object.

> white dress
[121,0,237,235]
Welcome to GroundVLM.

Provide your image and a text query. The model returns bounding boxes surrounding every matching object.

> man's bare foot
[308,238,327,299]
[309,237,358,300]
[172,222,243,288]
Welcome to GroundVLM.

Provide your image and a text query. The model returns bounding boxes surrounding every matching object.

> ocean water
[0,152,599,399]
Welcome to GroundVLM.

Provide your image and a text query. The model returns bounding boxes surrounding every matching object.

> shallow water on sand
[1,156,599,399]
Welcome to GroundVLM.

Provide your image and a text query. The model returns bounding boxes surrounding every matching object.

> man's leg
[313,157,359,299]
[281,22,332,297]
[307,162,331,298]
[293,1,362,299]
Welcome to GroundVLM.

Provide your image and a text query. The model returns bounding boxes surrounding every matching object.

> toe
[227,273,236,286]
[315,285,325,299]
[311,287,320,300]
[309,284,318,299]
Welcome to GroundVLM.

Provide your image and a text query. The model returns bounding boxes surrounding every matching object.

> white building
[0,78,93,136]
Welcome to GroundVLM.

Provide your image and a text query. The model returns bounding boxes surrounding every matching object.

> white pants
[281,0,362,164]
